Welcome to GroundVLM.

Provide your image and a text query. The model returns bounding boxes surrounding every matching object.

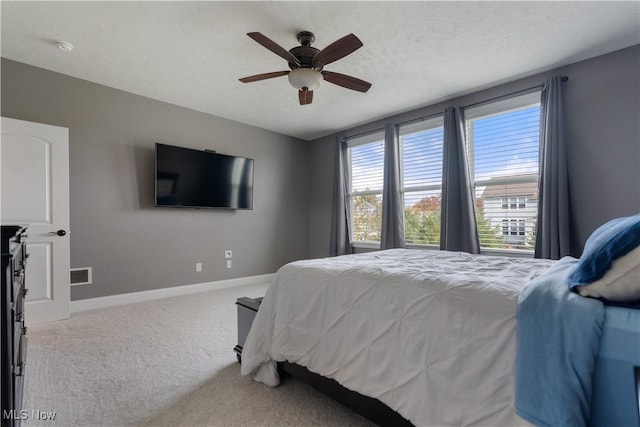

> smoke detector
[55,40,74,53]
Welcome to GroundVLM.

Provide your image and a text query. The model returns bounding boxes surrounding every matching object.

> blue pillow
[568,213,640,288]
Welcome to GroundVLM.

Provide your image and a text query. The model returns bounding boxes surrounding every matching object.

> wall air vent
[70,267,92,286]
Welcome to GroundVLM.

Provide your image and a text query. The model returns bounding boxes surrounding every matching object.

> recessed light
[55,40,74,53]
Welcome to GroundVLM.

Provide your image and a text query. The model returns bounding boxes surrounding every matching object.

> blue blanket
[516,257,605,427]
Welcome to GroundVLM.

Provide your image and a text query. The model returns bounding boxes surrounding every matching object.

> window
[399,117,444,246]
[502,196,527,209]
[465,91,541,252]
[346,131,385,244]
[502,219,526,236]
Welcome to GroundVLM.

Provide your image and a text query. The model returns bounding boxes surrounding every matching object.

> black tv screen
[155,143,254,210]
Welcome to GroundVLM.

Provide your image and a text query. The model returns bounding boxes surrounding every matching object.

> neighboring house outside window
[483,176,538,248]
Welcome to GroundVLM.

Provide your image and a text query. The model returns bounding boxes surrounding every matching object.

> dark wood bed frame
[278,362,414,427]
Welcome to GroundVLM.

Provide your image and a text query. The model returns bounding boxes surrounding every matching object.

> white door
[1,117,70,324]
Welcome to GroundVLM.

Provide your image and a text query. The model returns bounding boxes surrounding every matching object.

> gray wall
[1,58,310,300]
[3,44,638,297]
[309,45,640,259]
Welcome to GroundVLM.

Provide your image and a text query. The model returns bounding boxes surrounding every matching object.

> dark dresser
[1,226,28,427]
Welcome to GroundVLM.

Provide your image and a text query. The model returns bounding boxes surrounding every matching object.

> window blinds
[400,117,444,245]
[465,92,541,252]
[347,132,385,243]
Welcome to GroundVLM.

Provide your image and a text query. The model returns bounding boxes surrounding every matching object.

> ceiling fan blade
[322,71,371,93]
[312,33,363,67]
[299,89,313,105]
[239,71,290,83]
[247,32,300,66]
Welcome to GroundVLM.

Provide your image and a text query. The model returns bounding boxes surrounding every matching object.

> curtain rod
[463,75,569,110]
[341,126,385,142]
[340,76,569,140]
[463,84,543,110]
[396,111,444,128]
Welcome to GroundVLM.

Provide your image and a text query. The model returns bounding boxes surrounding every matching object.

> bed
[241,249,552,426]
[241,239,640,426]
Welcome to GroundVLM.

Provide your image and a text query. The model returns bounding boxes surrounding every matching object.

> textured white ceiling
[2,1,639,141]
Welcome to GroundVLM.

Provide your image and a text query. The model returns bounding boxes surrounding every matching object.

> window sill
[480,248,534,258]
[351,241,380,250]
[351,242,534,258]
[405,243,440,250]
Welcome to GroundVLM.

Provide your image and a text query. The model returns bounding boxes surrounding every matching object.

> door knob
[48,229,67,236]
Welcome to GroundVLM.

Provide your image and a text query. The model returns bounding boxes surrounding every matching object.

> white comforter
[241,249,554,426]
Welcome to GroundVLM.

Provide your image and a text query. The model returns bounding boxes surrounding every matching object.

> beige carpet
[22,283,373,427]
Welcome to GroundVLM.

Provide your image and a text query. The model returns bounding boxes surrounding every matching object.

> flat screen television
[155,143,254,210]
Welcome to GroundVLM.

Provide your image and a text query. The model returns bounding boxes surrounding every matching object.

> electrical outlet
[195,262,202,272]
[226,260,232,269]
[224,250,232,259]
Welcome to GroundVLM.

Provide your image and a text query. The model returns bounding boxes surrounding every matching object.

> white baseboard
[70,273,274,313]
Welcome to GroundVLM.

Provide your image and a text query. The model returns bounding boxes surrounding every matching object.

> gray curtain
[440,107,480,254]
[329,135,353,256]
[381,123,405,249]
[535,76,570,259]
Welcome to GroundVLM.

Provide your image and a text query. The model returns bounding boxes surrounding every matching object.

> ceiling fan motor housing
[287,31,321,70]
[288,45,321,70]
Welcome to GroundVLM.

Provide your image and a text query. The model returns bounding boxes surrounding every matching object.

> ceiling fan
[239,31,372,105]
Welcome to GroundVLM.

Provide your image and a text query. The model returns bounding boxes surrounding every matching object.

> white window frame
[399,116,444,248]
[465,91,541,256]
[346,131,386,247]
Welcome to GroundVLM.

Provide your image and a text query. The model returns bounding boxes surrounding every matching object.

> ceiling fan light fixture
[288,68,322,91]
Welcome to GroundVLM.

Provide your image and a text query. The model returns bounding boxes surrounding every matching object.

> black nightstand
[233,297,262,363]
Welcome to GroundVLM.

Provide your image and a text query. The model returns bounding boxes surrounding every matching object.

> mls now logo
[3,409,56,421]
